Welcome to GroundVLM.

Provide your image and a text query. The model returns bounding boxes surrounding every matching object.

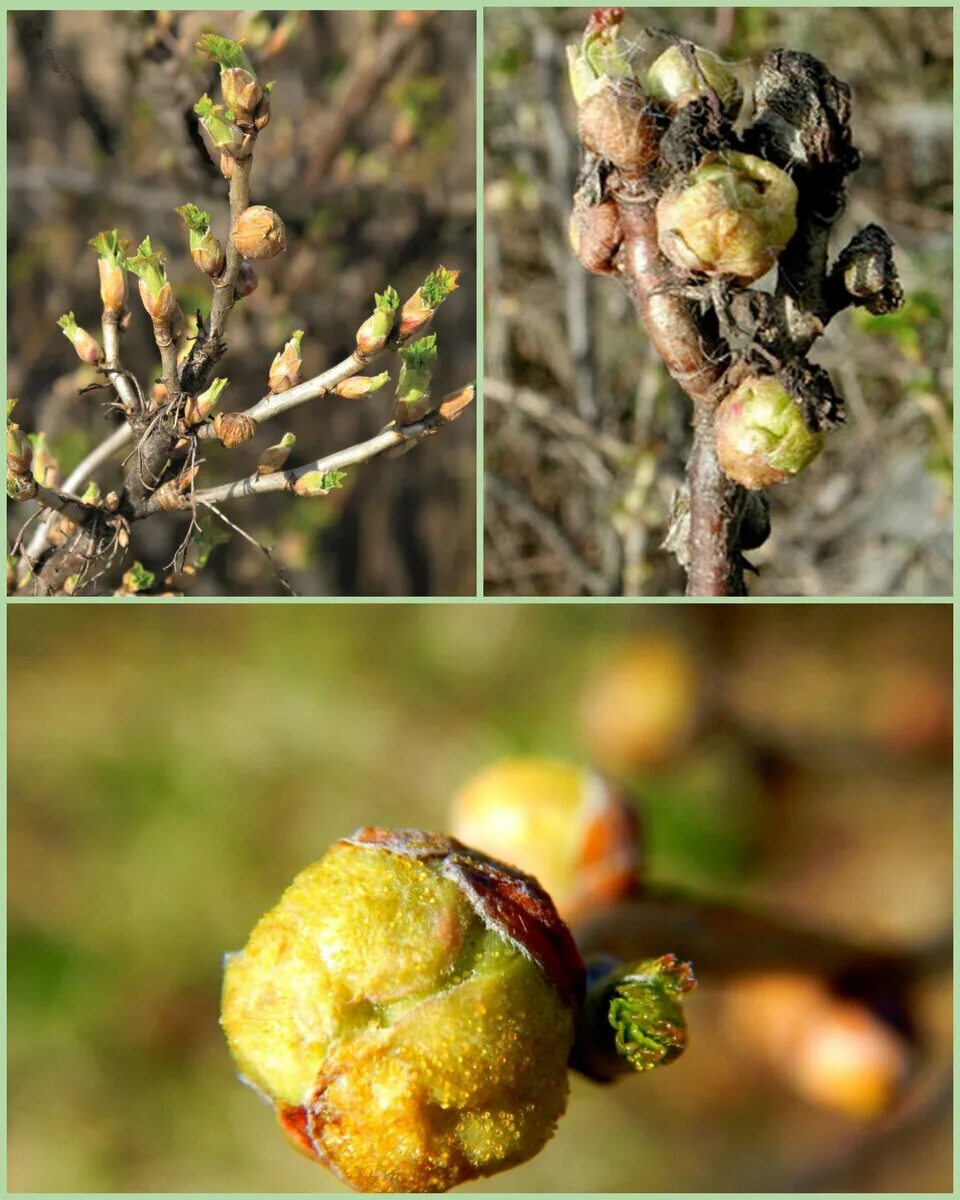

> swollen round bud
[221,829,584,1192]
[645,44,742,118]
[569,195,622,276]
[451,759,639,922]
[232,205,286,260]
[656,151,798,282]
[580,634,701,772]
[715,375,824,489]
[214,411,257,448]
[577,79,661,174]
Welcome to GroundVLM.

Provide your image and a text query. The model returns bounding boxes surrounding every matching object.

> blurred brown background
[484,7,952,596]
[7,9,476,595]
[8,603,951,1191]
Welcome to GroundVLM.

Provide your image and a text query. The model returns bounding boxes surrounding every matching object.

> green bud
[221,828,584,1192]
[81,480,102,504]
[56,312,102,365]
[334,370,390,399]
[645,43,742,117]
[566,7,632,108]
[396,334,438,406]
[176,204,225,277]
[196,32,255,75]
[656,151,798,282]
[184,377,229,425]
[119,561,156,594]
[355,286,399,356]
[398,270,459,340]
[6,422,32,476]
[257,432,296,476]
[124,237,168,314]
[194,94,244,153]
[715,375,825,489]
[90,229,128,314]
[292,467,347,497]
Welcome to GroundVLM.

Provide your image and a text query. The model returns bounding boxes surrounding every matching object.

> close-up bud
[356,286,400,356]
[715,375,824,489]
[183,377,229,426]
[232,205,286,260]
[267,329,304,394]
[213,411,257,448]
[292,467,346,497]
[176,204,226,278]
[656,151,798,282]
[645,43,742,118]
[56,312,102,366]
[89,229,128,316]
[577,79,662,175]
[124,237,168,319]
[396,334,438,406]
[451,758,639,922]
[334,370,390,399]
[221,828,585,1192]
[235,261,259,298]
[149,282,184,345]
[569,194,622,276]
[194,93,245,156]
[398,267,459,340]
[221,67,263,124]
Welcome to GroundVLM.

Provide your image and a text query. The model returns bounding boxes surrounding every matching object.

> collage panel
[7,604,952,1192]
[483,6,952,597]
[7,9,476,597]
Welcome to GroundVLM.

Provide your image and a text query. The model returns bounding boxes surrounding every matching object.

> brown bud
[221,67,263,123]
[569,195,622,276]
[220,153,235,180]
[253,95,271,131]
[152,480,187,510]
[151,382,169,408]
[232,205,286,260]
[214,411,257,448]
[437,384,475,423]
[236,262,259,298]
[577,80,660,175]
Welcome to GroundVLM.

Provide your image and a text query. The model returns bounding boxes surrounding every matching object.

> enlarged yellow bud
[268,330,303,394]
[656,151,798,282]
[232,205,286,260]
[577,79,661,175]
[221,829,584,1193]
[580,634,701,772]
[214,411,257,448]
[645,44,742,117]
[715,375,824,489]
[451,759,638,922]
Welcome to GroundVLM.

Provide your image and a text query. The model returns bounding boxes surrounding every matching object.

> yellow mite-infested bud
[221,828,584,1192]
[451,759,639,922]
[715,375,824,489]
[645,43,742,117]
[580,634,701,772]
[232,205,286,260]
[268,330,304,394]
[656,151,798,283]
[214,411,257,448]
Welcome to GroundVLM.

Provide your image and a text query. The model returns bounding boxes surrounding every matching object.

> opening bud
[183,377,229,426]
[57,312,102,366]
[176,204,225,278]
[194,93,244,155]
[566,7,631,109]
[117,561,156,595]
[213,411,257,448]
[124,237,168,317]
[89,230,128,316]
[398,267,459,340]
[396,334,438,407]
[715,375,824,489]
[645,43,742,118]
[334,370,390,400]
[292,467,346,497]
[221,828,584,1191]
[657,151,798,282]
[268,330,304,394]
[232,205,286,260]
[221,67,263,124]
[257,432,296,476]
[355,285,399,356]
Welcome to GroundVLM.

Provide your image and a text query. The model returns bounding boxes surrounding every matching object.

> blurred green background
[484,6,952,596]
[8,603,951,1191]
[7,10,476,596]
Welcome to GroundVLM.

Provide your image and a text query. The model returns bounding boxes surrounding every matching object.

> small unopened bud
[184,377,229,426]
[150,282,184,345]
[104,491,120,512]
[6,422,32,477]
[235,262,259,297]
[268,329,304,394]
[221,828,584,1191]
[57,312,102,365]
[221,67,263,123]
[334,370,390,400]
[645,43,742,118]
[437,383,475,423]
[29,432,60,489]
[292,468,346,497]
[257,432,296,475]
[232,205,286,260]
[195,93,244,155]
[657,151,798,282]
[176,204,226,278]
[396,334,438,406]
[252,93,272,131]
[151,382,169,408]
[355,286,399,356]
[398,267,459,340]
[89,230,128,316]
[569,194,622,276]
[715,375,824,489]
[214,411,257,448]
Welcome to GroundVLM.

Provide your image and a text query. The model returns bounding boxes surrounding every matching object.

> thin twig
[199,499,298,595]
